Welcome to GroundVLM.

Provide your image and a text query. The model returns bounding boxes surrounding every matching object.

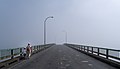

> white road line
[81,61,88,63]
[65,64,70,67]
[88,64,93,66]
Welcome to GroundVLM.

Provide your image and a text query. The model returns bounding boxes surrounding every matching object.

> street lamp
[44,16,54,45]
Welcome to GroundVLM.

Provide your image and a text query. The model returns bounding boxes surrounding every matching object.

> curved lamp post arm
[44,16,53,23]
[44,16,54,45]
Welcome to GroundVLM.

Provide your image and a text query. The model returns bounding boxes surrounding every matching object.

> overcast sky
[0,0,120,49]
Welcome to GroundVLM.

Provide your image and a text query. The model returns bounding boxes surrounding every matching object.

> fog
[0,0,120,49]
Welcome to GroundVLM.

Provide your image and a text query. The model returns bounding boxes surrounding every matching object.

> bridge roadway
[9,45,117,69]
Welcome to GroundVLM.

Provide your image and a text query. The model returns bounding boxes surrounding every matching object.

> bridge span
[8,45,116,69]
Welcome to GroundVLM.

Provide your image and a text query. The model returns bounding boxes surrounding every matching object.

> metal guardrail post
[81,46,82,51]
[11,49,14,59]
[37,46,38,51]
[38,46,39,50]
[39,46,40,50]
[79,46,80,50]
[106,49,109,59]
[20,48,22,53]
[20,48,22,57]
[87,46,89,53]
[92,47,93,54]
[84,46,85,51]
[81,46,83,51]
[34,46,36,52]
[98,48,99,56]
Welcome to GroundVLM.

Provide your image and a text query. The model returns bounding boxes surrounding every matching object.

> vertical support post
[77,46,79,50]
[81,46,82,51]
[11,49,14,59]
[20,48,22,53]
[98,48,99,56]
[38,46,39,50]
[92,47,93,54]
[36,46,37,51]
[31,47,33,53]
[20,48,22,57]
[37,46,38,51]
[84,46,85,51]
[87,46,89,53]
[34,46,35,52]
[40,46,41,50]
[106,49,109,59]
[79,46,81,50]
[38,46,40,50]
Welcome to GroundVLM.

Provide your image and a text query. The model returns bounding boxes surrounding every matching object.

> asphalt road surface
[9,45,117,69]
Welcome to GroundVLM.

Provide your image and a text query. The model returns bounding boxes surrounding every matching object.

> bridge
[0,43,120,69]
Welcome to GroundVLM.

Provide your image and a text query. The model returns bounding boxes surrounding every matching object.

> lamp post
[44,16,54,45]
[63,31,67,43]
[65,31,67,43]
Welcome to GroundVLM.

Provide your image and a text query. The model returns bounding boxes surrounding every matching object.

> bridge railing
[0,43,55,68]
[0,48,23,61]
[31,44,55,54]
[64,44,120,63]
[0,43,55,62]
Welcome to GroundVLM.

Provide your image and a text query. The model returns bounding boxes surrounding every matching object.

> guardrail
[0,48,23,61]
[0,43,55,69]
[64,43,120,68]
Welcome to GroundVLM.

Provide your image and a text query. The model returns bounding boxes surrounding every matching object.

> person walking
[26,43,32,59]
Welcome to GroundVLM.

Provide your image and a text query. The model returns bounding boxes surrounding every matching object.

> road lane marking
[75,58,78,60]
[60,67,66,69]
[61,62,63,65]
[88,64,95,69]
[76,55,79,56]
[88,64,93,66]
[59,50,62,52]
[65,64,70,67]
[81,61,88,63]
[61,57,68,61]
[69,61,71,63]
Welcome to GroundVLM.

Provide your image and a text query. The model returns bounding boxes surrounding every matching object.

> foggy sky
[0,0,120,49]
